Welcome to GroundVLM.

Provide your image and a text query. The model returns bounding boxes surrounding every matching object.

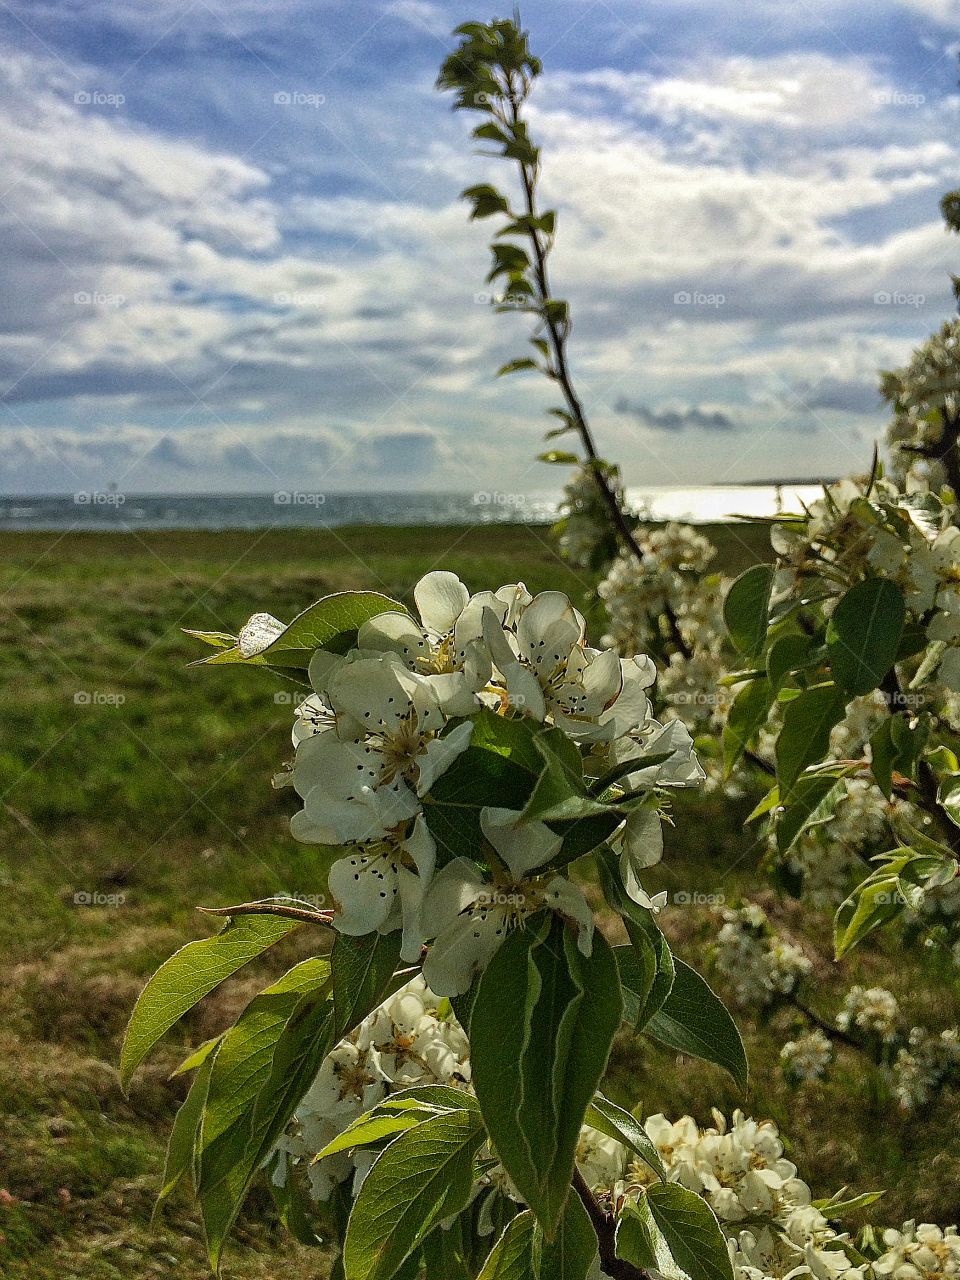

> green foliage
[470,917,623,1235]
[189,591,405,669]
[120,914,306,1089]
[342,1107,485,1280]
[644,959,748,1090]
[826,579,906,696]
[724,565,774,660]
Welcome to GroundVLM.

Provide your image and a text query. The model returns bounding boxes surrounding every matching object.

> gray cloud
[368,429,439,474]
[614,399,738,431]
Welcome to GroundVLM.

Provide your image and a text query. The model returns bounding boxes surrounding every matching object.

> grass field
[2,521,958,1279]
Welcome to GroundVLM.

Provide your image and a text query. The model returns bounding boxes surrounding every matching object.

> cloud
[615,400,738,431]
[367,428,440,474]
[0,3,957,492]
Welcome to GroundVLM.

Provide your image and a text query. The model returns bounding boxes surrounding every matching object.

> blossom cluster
[714,904,813,1007]
[272,976,471,1202]
[772,474,960,690]
[588,1110,960,1280]
[599,522,723,667]
[884,318,960,492]
[258,571,703,996]
[555,461,625,570]
[273,979,960,1280]
[836,985,901,1045]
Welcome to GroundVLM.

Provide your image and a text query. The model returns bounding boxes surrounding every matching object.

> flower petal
[415,571,470,635]
[480,806,562,879]
[416,718,474,794]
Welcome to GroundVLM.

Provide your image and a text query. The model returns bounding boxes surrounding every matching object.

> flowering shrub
[122,569,753,1279]
[275,979,960,1280]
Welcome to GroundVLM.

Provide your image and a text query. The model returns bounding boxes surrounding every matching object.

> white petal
[238,612,284,657]
[543,876,594,955]
[420,858,486,935]
[328,851,399,935]
[397,865,428,962]
[416,719,474,794]
[328,658,418,733]
[415,571,470,635]
[426,671,483,717]
[405,814,436,882]
[480,806,562,879]
[503,661,547,720]
[358,611,429,666]
[516,591,584,663]
[422,910,507,997]
[481,605,520,674]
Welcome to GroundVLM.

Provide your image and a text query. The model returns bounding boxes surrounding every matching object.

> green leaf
[724,566,774,659]
[154,1050,214,1217]
[775,684,846,796]
[497,358,540,376]
[834,873,904,958]
[616,1200,682,1278]
[121,915,302,1089]
[261,592,406,666]
[813,1189,885,1218]
[462,183,511,219]
[645,959,747,1090]
[538,450,580,465]
[331,930,403,1040]
[723,677,774,775]
[342,1109,485,1280]
[586,1093,665,1180]
[766,633,812,691]
[315,1111,426,1162]
[200,984,335,1266]
[521,728,611,824]
[645,1183,735,1280]
[471,917,623,1236]
[775,772,848,853]
[538,1190,599,1280]
[478,1211,537,1279]
[826,579,905,696]
[182,628,238,650]
[197,960,331,1260]
[425,740,535,863]
[598,852,674,1028]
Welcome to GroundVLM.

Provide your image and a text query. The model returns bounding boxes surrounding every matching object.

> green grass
[1,521,957,1278]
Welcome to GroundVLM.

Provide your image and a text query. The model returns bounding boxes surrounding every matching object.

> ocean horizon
[0,483,830,532]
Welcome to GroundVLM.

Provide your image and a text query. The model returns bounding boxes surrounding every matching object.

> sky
[0,0,958,496]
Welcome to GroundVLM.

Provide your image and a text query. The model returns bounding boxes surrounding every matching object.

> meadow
[2,521,957,1280]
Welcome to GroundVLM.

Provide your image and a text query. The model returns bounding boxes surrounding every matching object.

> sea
[0,484,828,532]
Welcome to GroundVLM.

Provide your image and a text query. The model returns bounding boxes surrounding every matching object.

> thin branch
[198,902,336,925]
[572,1168,651,1280]
[504,79,647,569]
